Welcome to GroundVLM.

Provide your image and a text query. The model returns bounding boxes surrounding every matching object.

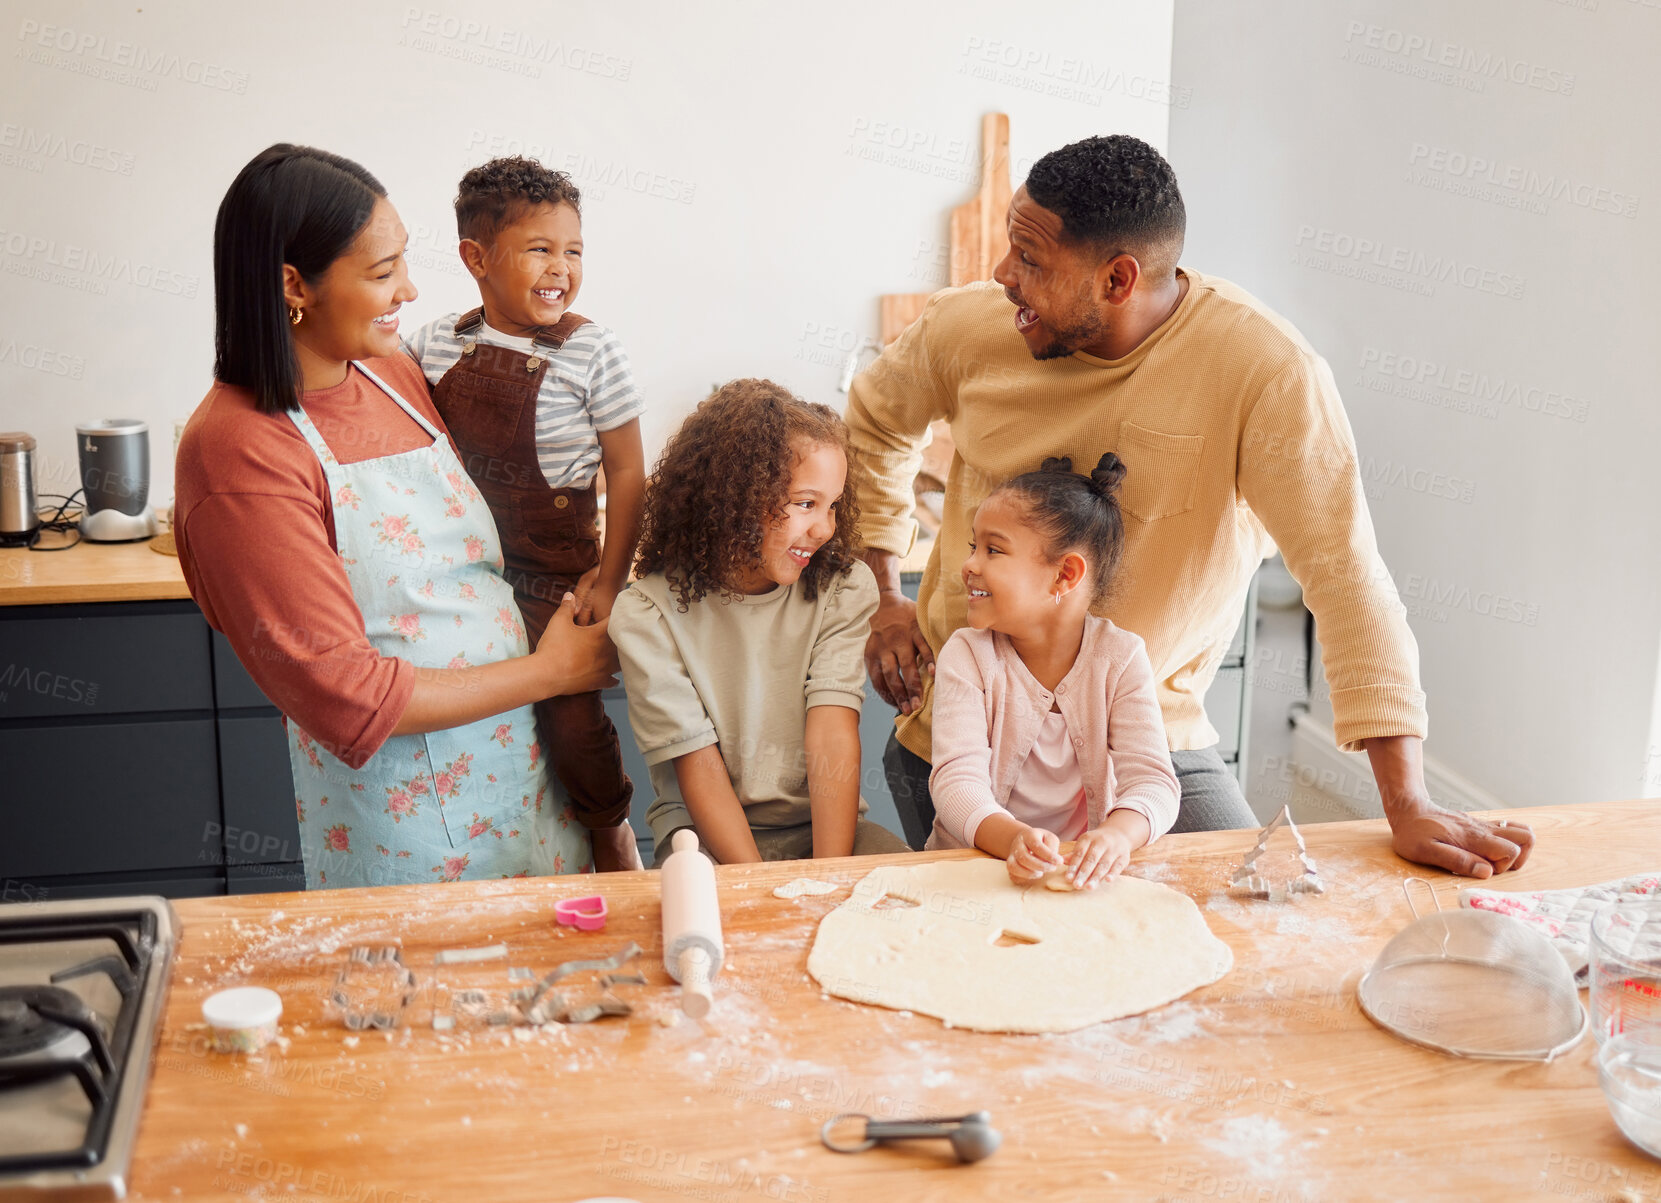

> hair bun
[1089,452,1127,498]
[1039,455,1073,475]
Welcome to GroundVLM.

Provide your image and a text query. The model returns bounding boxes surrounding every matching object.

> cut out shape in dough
[808,859,1233,1033]
[1041,871,1078,892]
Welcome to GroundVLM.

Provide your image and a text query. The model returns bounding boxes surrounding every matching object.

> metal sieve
[1357,878,1588,1061]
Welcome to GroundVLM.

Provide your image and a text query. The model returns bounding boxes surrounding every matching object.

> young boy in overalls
[406,156,645,872]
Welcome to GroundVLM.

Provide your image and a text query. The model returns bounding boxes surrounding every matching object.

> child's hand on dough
[1066,825,1134,889]
[1006,826,1064,885]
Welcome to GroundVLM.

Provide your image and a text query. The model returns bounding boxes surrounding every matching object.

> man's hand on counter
[1390,805,1532,879]
[1367,733,1532,878]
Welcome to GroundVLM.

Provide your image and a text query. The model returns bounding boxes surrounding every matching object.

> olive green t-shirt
[609,562,878,847]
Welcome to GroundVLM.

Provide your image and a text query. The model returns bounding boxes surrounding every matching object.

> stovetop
[0,897,176,1201]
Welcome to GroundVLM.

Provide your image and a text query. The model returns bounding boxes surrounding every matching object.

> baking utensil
[202,986,281,1053]
[517,942,644,1024]
[554,895,609,932]
[1590,896,1661,1043]
[1229,804,1324,900]
[331,945,418,1031]
[1598,1029,1661,1157]
[1357,878,1588,1061]
[820,1111,1001,1163]
[661,829,724,1017]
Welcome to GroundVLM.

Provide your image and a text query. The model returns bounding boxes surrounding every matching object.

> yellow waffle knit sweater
[846,272,1427,760]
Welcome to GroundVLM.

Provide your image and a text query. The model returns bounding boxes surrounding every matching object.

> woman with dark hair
[175,144,627,887]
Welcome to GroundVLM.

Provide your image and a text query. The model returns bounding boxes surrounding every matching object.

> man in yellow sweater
[848,134,1532,880]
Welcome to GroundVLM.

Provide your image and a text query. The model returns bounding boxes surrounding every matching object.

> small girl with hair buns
[927,453,1180,889]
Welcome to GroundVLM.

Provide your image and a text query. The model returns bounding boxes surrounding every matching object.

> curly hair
[454,155,582,243]
[635,379,864,611]
[1024,135,1185,273]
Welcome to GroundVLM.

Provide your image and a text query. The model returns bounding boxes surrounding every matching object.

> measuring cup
[1590,897,1661,1043]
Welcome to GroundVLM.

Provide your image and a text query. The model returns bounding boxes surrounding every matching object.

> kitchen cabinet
[0,544,299,899]
[0,545,1261,896]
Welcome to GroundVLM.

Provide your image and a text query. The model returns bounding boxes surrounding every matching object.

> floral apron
[284,362,591,888]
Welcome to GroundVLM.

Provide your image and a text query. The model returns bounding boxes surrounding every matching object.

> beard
[1027,296,1108,361]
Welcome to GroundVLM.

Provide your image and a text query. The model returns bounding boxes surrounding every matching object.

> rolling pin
[661,829,724,1017]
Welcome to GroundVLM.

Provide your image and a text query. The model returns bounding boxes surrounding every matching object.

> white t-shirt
[997,710,1089,843]
[405,313,644,489]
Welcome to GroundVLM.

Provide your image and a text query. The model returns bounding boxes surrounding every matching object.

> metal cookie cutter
[554,895,608,932]
[517,941,646,1024]
[820,1111,1001,1163]
[331,945,418,1031]
[1229,804,1325,900]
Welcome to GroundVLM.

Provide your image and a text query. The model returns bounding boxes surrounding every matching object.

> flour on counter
[772,879,841,900]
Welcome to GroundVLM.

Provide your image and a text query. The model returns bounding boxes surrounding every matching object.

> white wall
[1171,0,1661,805]
[1,0,1176,506]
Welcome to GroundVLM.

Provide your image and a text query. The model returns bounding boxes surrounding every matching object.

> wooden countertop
[0,537,189,606]
[132,800,1660,1202]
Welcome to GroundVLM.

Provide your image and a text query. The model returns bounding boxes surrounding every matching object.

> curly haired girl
[609,379,912,865]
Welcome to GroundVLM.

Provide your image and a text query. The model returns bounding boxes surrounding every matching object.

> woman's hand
[1005,825,1064,885]
[532,592,619,696]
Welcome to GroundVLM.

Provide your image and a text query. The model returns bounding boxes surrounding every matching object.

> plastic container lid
[202,986,283,1030]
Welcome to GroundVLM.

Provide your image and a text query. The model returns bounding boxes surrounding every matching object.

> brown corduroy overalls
[431,307,633,830]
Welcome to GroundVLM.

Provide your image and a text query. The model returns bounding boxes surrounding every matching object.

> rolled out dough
[807,859,1233,1033]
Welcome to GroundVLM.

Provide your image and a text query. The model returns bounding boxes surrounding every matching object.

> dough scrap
[807,859,1232,1033]
[1041,871,1078,892]
[773,878,841,900]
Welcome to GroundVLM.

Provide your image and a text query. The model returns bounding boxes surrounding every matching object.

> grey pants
[882,733,1257,851]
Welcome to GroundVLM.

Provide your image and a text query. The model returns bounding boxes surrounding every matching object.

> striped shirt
[405,314,645,489]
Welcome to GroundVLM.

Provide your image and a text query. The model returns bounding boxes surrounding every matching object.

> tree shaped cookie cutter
[1229,805,1326,900]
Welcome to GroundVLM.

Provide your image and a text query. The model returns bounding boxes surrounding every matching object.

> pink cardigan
[927,615,1181,851]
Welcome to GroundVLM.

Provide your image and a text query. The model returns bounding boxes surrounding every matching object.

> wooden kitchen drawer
[0,718,222,878]
[0,600,212,719]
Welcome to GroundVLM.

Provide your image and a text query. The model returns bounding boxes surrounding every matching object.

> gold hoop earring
[289,307,303,326]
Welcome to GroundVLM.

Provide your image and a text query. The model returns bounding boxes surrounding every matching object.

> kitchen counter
[129,799,1660,1201]
[0,538,188,606]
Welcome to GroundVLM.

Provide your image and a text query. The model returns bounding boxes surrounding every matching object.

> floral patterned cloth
[1461,871,1661,983]
[283,362,592,888]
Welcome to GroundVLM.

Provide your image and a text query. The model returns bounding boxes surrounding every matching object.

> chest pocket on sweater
[1116,421,1204,523]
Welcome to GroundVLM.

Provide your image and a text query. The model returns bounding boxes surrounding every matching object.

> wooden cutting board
[878,112,1012,345]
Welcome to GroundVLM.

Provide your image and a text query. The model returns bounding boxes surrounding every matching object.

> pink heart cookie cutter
[554,895,608,931]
